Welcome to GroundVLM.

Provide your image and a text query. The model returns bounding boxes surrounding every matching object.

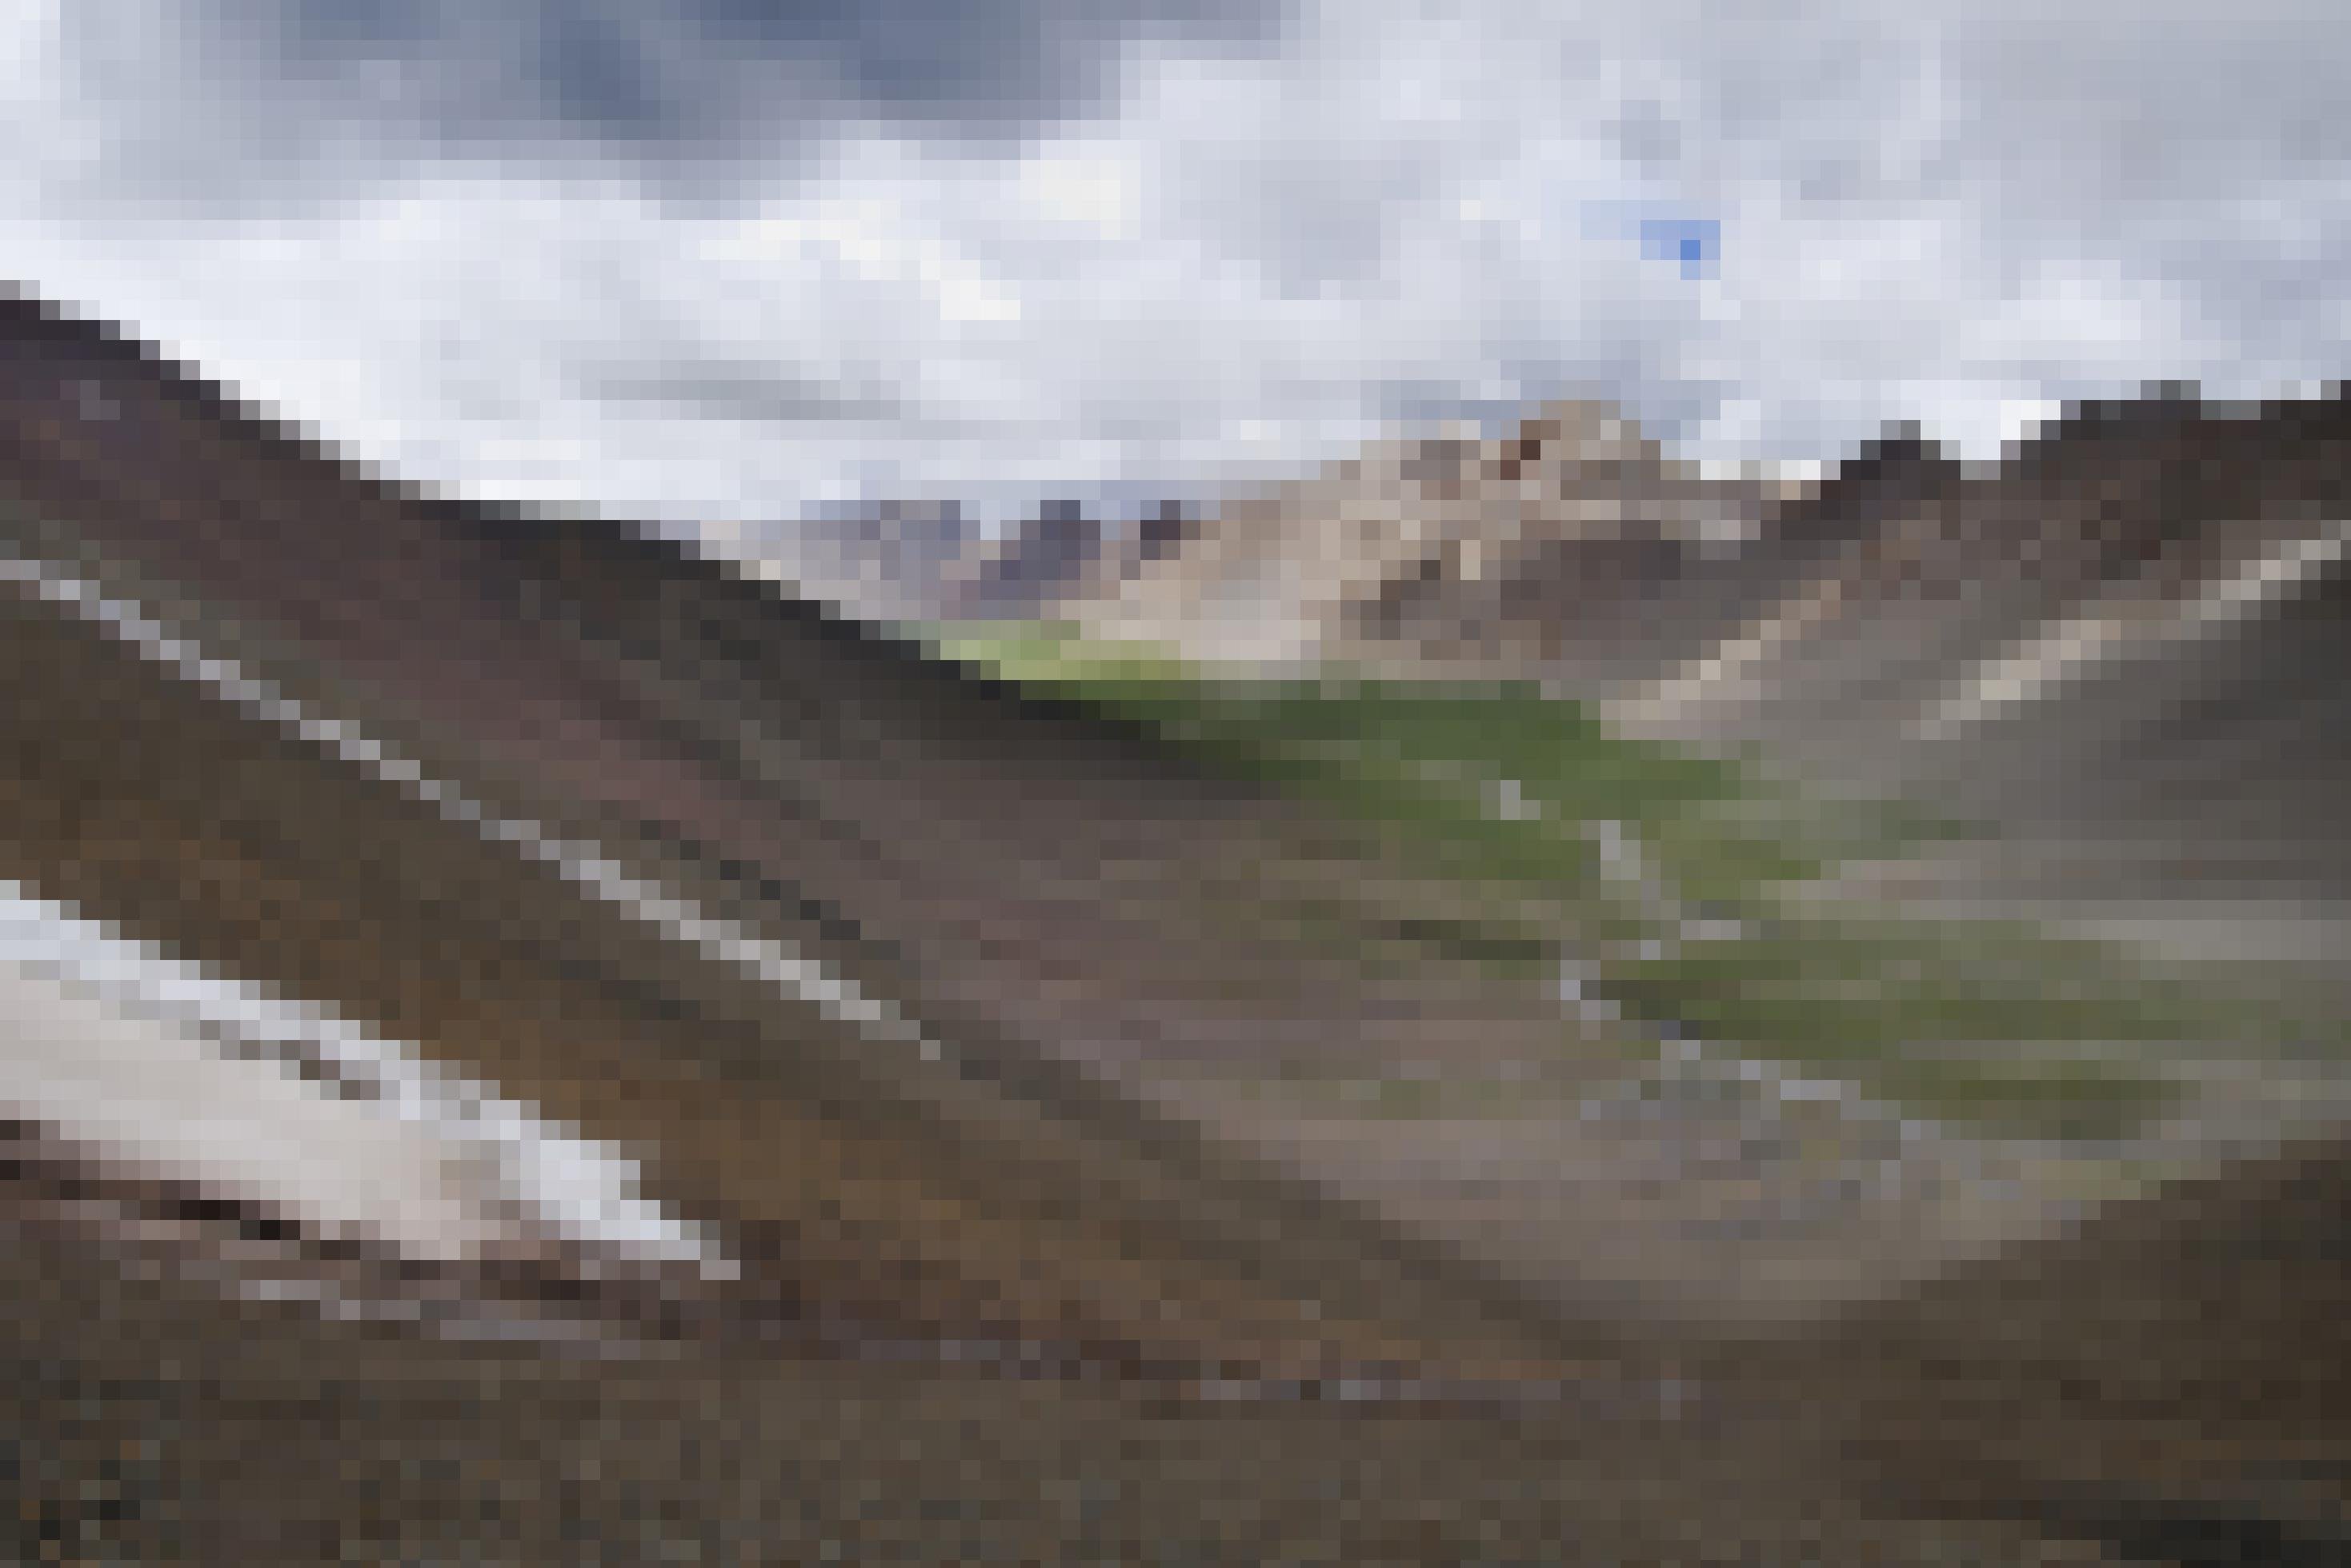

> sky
[5,1,2350,542]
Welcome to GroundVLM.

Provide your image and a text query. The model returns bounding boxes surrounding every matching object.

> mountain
[772,494,1198,629]
[1083,381,2351,915]
[1597,389,2351,917]
[939,497,1117,622]
[1066,400,1797,670]
[759,494,983,623]
[6,286,2349,1562]
[0,285,1593,1382]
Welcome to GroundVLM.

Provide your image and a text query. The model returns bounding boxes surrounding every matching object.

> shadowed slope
[0,286,1607,1386]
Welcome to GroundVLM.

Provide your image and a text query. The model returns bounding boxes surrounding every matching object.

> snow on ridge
[0,878,727,1278]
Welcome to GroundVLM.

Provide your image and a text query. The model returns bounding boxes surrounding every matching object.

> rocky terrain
[1067,401,1804,670]
[3,286,2349,1563]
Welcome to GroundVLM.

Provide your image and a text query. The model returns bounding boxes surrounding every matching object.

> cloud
[583,359,908,428]
[51,0,1286,207]
[6,0,2351,541]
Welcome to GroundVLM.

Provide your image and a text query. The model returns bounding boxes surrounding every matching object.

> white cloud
[7,0,2351,536]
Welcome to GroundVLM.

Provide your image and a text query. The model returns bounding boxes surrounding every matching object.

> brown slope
[0,589,1995,1567]
[1891,393,2351,809]
[1797,1137,2351,1562]
[1571,390,2351,1003]
[0,286,1621,1383]
[6,285,1758,1342]
[1616,390,2351,769]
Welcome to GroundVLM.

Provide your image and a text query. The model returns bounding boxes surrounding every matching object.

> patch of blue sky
[1578,198,1723,282]
[1637,216,1721,280]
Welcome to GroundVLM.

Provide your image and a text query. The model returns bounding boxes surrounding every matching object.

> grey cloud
[56,0,1289,210]
[14,0,2351,538]
[585,362,907,427]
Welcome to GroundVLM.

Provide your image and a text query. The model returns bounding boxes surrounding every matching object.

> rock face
[1068,401,1792,670]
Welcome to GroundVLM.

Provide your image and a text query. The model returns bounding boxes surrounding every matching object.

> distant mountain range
[773,491,1204,628]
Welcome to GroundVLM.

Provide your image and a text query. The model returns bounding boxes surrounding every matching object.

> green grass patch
[920,619,2347,1138]
[1849,1054,2183,1142]
[925,620,1822,903]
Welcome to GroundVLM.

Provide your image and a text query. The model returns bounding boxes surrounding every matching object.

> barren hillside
[6,289,2350,1563]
